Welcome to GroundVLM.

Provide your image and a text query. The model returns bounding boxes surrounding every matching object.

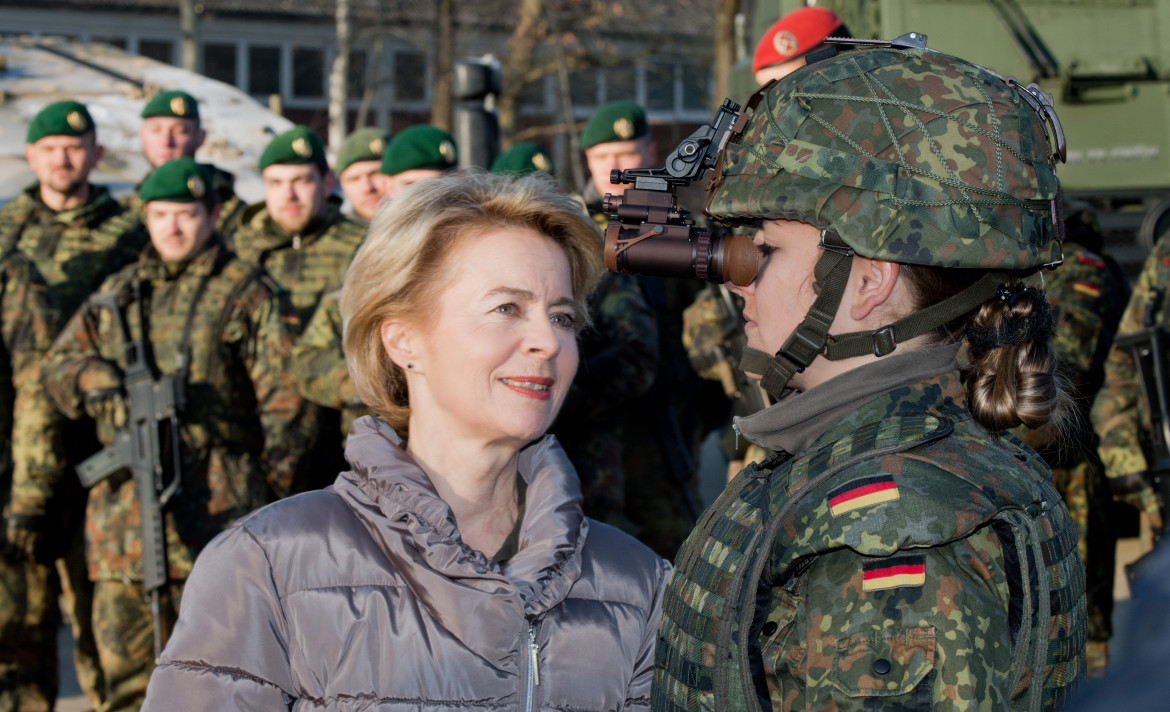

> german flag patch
[1072,281,1100,298]
[827,474,899,516]
[862,554,926,592]
[1076,254,1105,269]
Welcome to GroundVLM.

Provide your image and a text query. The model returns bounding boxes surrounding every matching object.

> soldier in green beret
[580,100,656,214]
[336,127,390,224]
[235,125,366,488]
[376,124,458,201]
[128,90,245,241]
[490,142,555,177]
[558,100,707,558]
[0,99,144,710]
[43,157,315,712]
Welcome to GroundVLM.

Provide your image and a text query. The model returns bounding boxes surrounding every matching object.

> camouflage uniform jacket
[121,166,247,247]
[0,183,142,322]
[655,346,1086,711]
[232,198,365,334]
[290,289,373,439]
[1092,234,1170,494]
[0,251,63,523]
[42,239,315,582]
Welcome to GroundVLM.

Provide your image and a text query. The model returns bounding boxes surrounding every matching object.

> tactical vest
[654,413,1086,712]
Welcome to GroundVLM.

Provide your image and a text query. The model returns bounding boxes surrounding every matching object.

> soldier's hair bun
[963,282,1068,431]
[900,266,1070,433]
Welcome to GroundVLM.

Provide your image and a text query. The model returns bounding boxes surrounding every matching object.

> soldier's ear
[380,318,422,374]
[847,255,901,323]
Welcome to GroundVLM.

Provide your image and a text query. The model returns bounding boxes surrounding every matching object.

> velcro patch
[828,474,899,516]
[1072,281,1100,297]
[1076,254,1105,269]
[862,554,926,592]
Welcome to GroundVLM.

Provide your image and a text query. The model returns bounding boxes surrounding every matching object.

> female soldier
[142,171,669,710]
[653,41,1086,710]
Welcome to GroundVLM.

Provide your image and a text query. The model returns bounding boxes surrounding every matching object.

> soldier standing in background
[0,255,64,712]
[0,100,144,711]
[123,90,246,243]
[334,127,389,225]
[233,125,365,330]
[289,126,457,450]
[551,101,659,539]
[1015,200,1128,677]
[42,158,313,712]
[1093,217,1170,551]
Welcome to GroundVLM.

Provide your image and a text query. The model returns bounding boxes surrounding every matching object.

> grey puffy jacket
[142,417,670,711]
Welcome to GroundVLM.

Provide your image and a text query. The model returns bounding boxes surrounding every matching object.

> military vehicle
[0,36,292,204]
[735,0,1170,269]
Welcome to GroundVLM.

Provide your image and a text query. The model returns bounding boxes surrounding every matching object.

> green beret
[138,157,217,205]
[580,100,648,150]
[26,100,95,144]
[259,125,328,172]
[141,90,201,120]
[336,127,390,175]
[380,125,457,177]
[491,143,555,176]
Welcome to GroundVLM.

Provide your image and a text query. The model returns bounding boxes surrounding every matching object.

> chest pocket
[759,585,803,702]
[832,625,936,700]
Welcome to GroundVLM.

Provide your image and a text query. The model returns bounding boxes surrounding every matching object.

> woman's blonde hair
[340,169,603,436]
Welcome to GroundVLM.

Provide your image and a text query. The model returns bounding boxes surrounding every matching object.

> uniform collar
[138,236,224,282]
[734,343,962,456]
[23,182,117,227]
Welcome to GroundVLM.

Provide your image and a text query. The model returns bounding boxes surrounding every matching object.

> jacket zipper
[292,234,302,250]
[525,622,540,712]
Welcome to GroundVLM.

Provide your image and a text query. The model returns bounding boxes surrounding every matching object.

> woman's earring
[406,362,414,370]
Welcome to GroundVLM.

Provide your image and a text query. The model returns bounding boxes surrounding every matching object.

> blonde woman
[143,171,669,711]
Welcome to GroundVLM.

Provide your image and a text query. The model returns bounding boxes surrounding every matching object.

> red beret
[752,7,844,73]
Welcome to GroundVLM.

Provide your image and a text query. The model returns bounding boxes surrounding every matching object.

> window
[138,39,174,65]
[569,68,599,109]
[645,60,674,111]
[347,50,368,98]
[249,45,281,96]
[680,59,711,111]
[520,76,547,109]
[293,47,325,98]
[605,66,637,103]
[394,51,427,102]
[203,43,238,86]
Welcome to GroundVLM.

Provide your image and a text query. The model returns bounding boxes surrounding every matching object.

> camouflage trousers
[93,579,183,712]
[0,550,57,712]
[58,529,102,708]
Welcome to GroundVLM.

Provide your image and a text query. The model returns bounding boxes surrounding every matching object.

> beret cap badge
[614,117,635,140]
[170,96,189,116]
[67,111,87,132]
[439,140,456,162]
[186,174,206,199]
[370,138,385,156]
[532,153,550,172]
[292,137,312,158]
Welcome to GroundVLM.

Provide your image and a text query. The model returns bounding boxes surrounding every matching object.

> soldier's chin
[273,215,311,234]
[46,176,85,196]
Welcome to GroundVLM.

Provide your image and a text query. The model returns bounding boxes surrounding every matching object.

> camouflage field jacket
[655,345,1086,712]
[43,240,315,581]
[232,199,365,333]
[0,183,142,322]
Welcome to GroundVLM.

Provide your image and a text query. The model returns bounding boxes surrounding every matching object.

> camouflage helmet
[706,43,1065,271]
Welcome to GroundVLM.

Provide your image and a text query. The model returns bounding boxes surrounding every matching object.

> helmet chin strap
[739,228,1010,400]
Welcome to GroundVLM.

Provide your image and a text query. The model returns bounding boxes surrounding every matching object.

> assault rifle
[76,282,185,658]
[1114,287,1170,538]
